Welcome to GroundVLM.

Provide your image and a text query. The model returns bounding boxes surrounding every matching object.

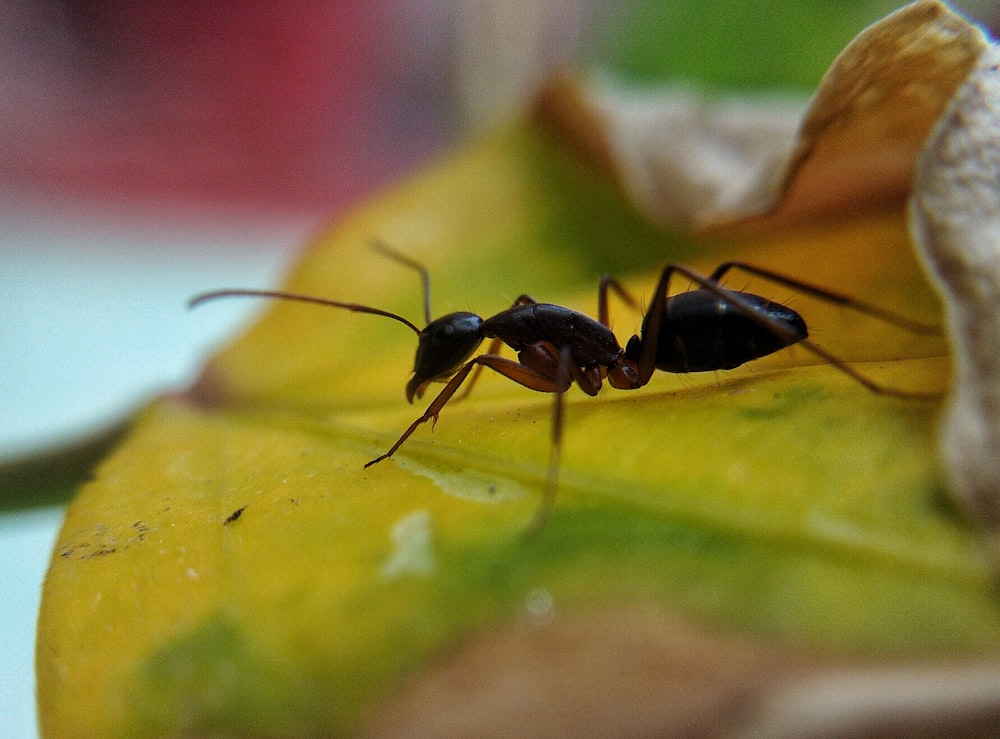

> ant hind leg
[707,261,941,335]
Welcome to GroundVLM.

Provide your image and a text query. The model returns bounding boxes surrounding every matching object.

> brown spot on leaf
[363,610,802,738]
[364,609,1000,739]
[224,505,247,525]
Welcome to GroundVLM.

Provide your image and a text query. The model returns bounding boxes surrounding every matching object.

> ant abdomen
[629,290,808,373]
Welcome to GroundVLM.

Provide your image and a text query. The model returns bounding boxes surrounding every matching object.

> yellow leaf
[37,126,996,738]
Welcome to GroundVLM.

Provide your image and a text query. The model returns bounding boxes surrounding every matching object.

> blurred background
[1,0,604,460]
[2,1,997,735]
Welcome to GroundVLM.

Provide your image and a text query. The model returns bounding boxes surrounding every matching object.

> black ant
[190,243,941,536]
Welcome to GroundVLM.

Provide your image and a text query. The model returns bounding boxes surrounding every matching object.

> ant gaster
[190,242,940,536]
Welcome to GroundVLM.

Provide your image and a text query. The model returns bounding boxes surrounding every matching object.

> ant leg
[667,265,942,400]
[633,265,685,386]
[455,337,504,402]
[516,341,603,396]
[366,354,566,468]
[598,275,641,327]
[790,337,942,400]
[369,349,577,536]
[524,344,574,539]
[469,353,569,393]
[708,261,941,335]
[366,361,477,468]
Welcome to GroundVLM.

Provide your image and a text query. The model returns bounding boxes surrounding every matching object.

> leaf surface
[37,126,997,737]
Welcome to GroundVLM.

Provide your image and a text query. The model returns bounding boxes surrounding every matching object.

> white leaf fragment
[381,510,437,580]
[911,41,1000,555]
[394,457,527,504]
[561,80,804,227]
[741,660,1000,738]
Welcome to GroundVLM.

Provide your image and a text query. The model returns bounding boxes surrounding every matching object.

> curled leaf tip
[536,0,988,231]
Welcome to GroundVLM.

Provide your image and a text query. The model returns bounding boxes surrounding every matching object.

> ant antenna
[369,239,433,325]
[188,289,422,335]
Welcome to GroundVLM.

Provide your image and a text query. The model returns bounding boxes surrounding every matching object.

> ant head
[406,312,485,402]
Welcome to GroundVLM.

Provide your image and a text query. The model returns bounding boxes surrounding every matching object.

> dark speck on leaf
[224,506,247,525]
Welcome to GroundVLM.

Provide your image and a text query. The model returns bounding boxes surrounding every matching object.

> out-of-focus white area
[1,506,64,739]
[1,200,311,459]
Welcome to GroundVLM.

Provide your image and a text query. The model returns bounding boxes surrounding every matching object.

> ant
[190,242,940,536]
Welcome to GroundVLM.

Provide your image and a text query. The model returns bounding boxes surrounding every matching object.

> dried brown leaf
[755,0,987,228]
[536,1,987,230]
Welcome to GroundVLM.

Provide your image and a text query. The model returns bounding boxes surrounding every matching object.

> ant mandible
[190,242,940,536]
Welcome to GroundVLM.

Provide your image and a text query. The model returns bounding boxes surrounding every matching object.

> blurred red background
[1,1,600,217]
[1,2,448,213]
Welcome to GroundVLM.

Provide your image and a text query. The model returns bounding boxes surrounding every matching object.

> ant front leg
[366,352,566,468]
[455,336,503,402]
